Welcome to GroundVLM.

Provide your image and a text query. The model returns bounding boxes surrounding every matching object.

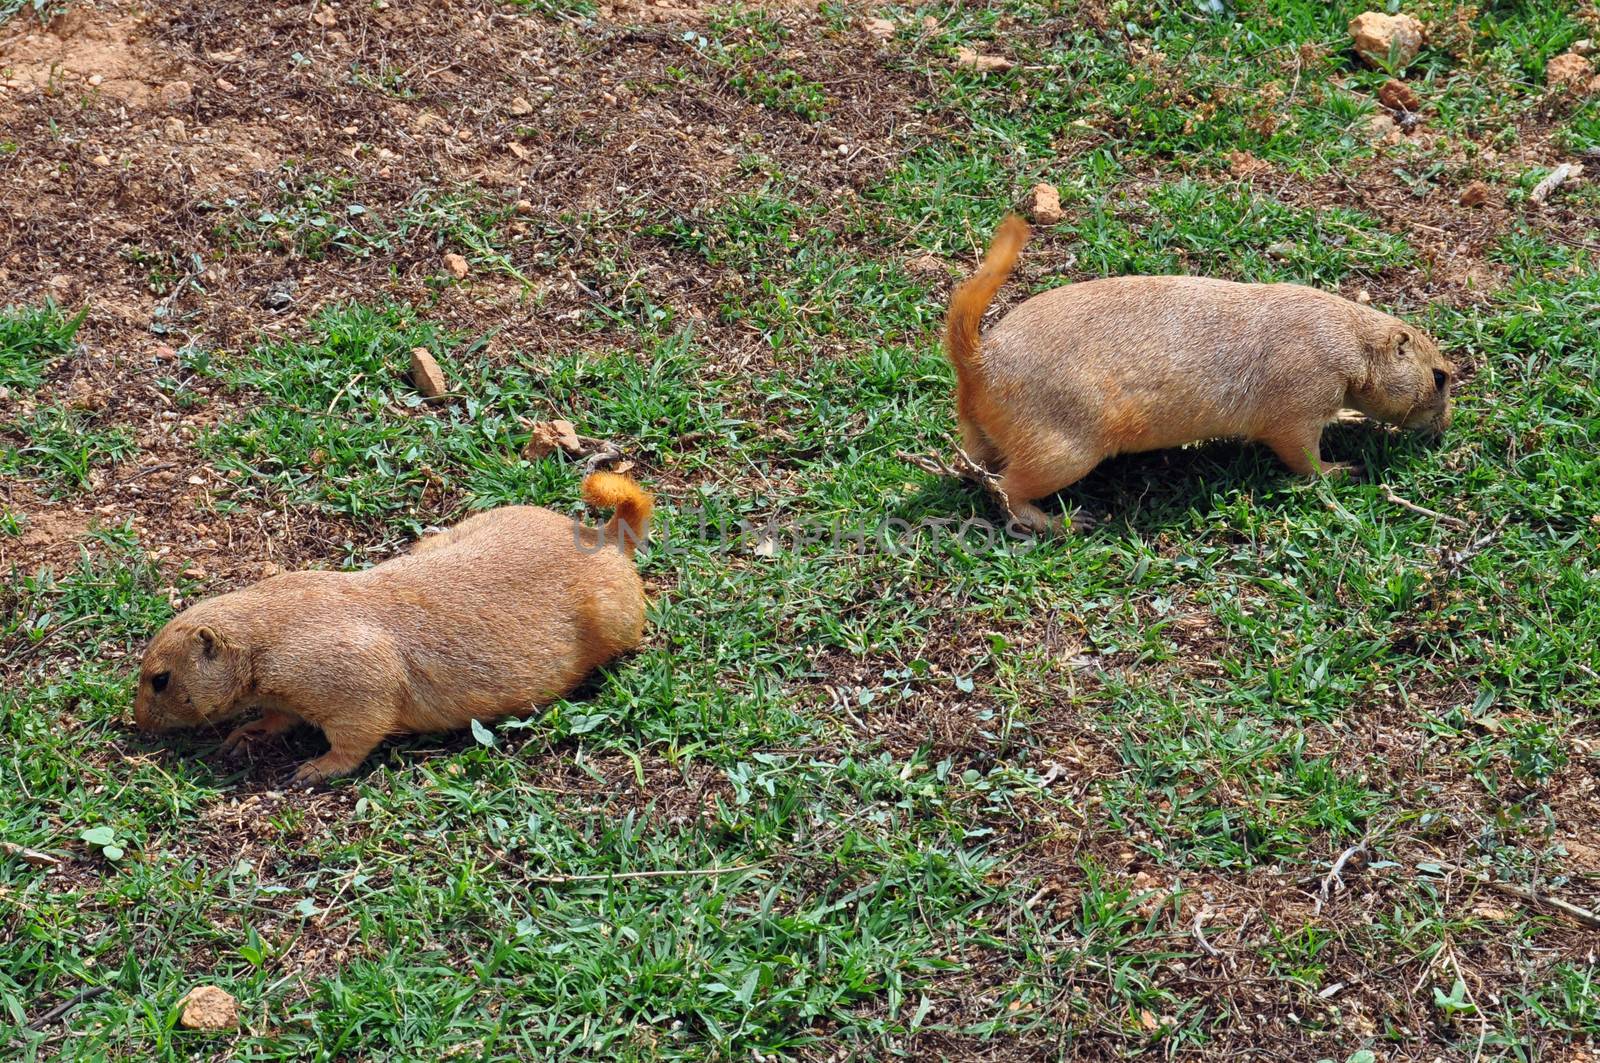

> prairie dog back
[943,216,1455,531]
[134,473,655,784]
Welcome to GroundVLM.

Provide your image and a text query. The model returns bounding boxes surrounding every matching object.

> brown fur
[945,215,1457,531]
[133,473,655,784]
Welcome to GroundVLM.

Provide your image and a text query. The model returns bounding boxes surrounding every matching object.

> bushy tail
[944,214,1030,424]
[581,471,654,556]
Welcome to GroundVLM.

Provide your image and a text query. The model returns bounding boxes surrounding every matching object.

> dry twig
[1192,906,1223,959]
[1,615,100,666]
[1380,486,1469,530]
[1433,861,1600,930]
[27,986,108,1030]
[113,462,179,486]
[530,865,761,885]
[899,447,1015,516]
[2,840,63,868]
[1529,163,1576,206]
[1315,841,1368,915]
[1437,517,1510,578]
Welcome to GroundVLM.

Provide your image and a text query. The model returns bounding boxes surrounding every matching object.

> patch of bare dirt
[0,494,91,569]
[0,7,176,108]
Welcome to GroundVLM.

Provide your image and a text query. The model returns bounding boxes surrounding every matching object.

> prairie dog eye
[151,671,171,693]
[1432,368,1448,391]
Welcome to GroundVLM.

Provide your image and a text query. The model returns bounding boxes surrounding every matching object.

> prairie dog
[945,215,1456,531]
[133,472,654,784]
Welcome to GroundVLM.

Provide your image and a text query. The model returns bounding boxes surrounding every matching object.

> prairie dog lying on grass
[945,215,1456,531]
[134,472,654,784]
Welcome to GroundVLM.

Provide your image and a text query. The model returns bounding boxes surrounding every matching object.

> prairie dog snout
[134,472,655,784]
[943,215,1456,531]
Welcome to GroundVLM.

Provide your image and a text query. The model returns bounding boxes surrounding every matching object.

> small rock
[514,199,533,214]
[260,562,281,578]
[1355,290,1372,305]
[1226,150,1271,178]
[182,564,207,579]
[1365,112,1397,140]
[442,252,469,279]
[1459,180,1491,208]
[954,46,1014,72]
[863,17,895,40]
[1349,11,1425,72]
[408,347,448,399]
[906,253,945,277]
[1546,52,1595,91]
[522,419,582,460]
[1029,182,1063,224]
[1378,78,1420,112]
[67,379,104,410]
[1572,38,1595,57]
[178,986,237,1031]
[215,77,237,93]
[157,80,193,109]
[506,96,533,116]
[312,4,337,27]
[87,74,103,87]
[921,15,939,32]
[92,153,112,167]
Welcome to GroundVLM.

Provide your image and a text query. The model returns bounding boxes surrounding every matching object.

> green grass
[700,7,832,121]
[6,0,1600,1059]
[0,302,83,391]
[1,404,137,493]
[1562,96,1600,152]
[0,0,55,26]
[214,175,528,281]
[0,304,129,492]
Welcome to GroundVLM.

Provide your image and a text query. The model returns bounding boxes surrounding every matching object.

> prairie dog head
[1352,323,1455,433]
[134,611,251,732]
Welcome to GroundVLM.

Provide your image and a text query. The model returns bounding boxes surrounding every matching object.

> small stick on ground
[530,865,762,885]
[1315,841,1368,915]
[27,986,109,1030]
[1439,517,1509,573]
[1,615,101,666]
[581,442,626,474]
[1192,906,1223,959]
[114,462,178,486]
[1380,486,1469,530]
[899,448,1015,518]
[1529,163,1576,206]
[2,840,64,868]
[1433,861,1600,930]
[1025,882,1057,910]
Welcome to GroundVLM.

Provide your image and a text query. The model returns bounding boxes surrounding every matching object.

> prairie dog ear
[1392,328,1414,359]
[194,626,223,659]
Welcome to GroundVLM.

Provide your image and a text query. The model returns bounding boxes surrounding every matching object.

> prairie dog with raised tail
[944,215,1455,531]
